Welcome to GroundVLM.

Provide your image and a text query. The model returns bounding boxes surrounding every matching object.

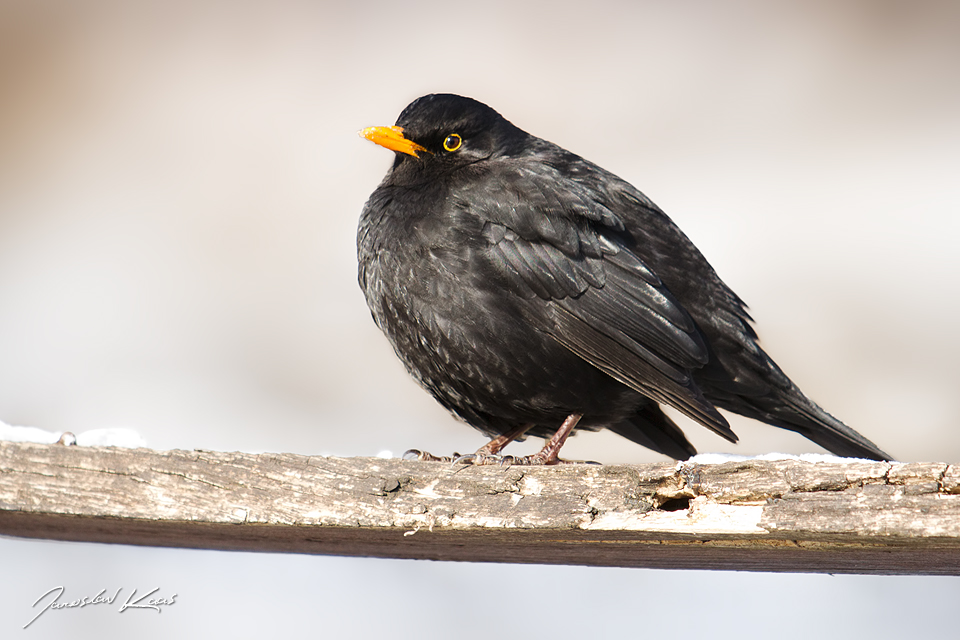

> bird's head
[359,94,525,173]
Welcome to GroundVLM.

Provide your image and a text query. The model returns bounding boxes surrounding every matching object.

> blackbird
[358,93,890,464]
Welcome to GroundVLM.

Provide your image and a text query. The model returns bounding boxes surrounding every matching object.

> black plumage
[357,93,889,464]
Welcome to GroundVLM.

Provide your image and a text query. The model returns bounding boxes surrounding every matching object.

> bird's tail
[713,385,892,461]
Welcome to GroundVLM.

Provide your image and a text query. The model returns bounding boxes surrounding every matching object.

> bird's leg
[477,424,537,455]
[502,414,587,466]
[404,424,535,464]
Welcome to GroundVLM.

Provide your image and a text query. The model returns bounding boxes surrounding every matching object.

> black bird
[358,93,889,464]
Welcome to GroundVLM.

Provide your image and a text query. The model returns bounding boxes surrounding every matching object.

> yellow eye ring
[443,133,462,152]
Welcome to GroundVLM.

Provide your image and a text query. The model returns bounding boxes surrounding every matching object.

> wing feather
[466,160,736,439]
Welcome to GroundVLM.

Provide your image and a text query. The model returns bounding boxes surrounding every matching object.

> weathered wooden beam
[1,441,958,575]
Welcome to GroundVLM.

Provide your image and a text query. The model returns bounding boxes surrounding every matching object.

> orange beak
[359,125,431,158]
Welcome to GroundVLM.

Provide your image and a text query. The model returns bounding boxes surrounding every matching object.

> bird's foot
[493,454,601,466]
[450,453,516,467]
[455,452,601,466]
[403,450,518,467]
[403,448,599,466]
[402,414,596,466]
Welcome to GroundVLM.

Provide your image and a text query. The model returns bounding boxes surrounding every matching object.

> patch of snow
[0,422,60,444]
[75,428,147,448]
[0,420,146,448]
[683,451,883,466]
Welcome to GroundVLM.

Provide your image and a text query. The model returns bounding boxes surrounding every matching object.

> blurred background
[2,0,959,637]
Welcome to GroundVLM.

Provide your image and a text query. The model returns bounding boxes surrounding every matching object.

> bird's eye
[443,134,462,152]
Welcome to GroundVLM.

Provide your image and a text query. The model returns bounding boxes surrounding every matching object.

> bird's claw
[402,449,457,463]
[450,453,477,466]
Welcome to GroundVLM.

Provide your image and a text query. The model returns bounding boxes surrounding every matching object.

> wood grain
[2,441,958,574]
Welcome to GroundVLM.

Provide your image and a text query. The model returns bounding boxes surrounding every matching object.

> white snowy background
[1,1,959,637]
